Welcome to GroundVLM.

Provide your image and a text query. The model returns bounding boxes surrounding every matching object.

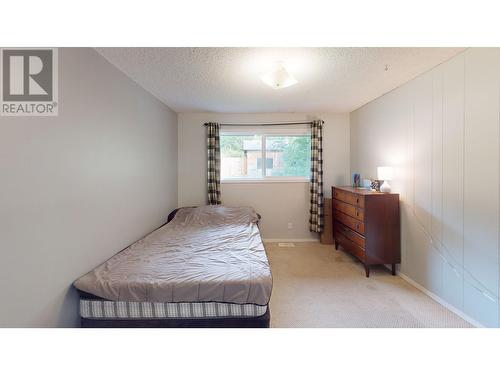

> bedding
[74,205,272,306]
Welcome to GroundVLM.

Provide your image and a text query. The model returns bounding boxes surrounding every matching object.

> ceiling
[96,47,465,113]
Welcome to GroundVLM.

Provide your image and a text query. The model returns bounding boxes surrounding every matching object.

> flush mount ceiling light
[260,61,298,89]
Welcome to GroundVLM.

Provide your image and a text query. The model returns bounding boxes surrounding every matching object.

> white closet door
[428,66,446,300]
[442,257,463,311]
[431,66,444,247]
[442,54,465,268]
[405,212,431,287]
[441,54,465,310]
[464,275,498,327]
[408,72,435,291]
[463,48,500,327]
[414,72,433,233]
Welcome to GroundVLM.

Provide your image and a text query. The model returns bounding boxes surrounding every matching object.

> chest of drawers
[332,186,400,277]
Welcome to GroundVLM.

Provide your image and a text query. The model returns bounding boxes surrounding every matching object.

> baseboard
[263,238,320,243]
[397,272,484,328]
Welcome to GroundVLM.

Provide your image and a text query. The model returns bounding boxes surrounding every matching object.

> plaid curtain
[309,120,324,233]
[206,122,221,205]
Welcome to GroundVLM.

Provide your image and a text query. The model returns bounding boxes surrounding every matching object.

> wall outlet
[287,222,293,229]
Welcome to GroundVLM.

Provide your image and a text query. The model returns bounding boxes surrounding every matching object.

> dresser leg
[364,265,370,278]
[391,264,396,276]
[334,240,339,250]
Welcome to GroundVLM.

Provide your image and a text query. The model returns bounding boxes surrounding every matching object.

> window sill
[221,178,310,184]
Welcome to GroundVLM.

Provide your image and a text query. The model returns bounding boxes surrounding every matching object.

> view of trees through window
[220,133,311,179]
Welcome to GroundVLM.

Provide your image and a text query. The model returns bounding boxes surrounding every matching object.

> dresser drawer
[334,221,365,248]
[334,230,365,262]
[334,210,365,235]
[333,188,365,208]
[332,199,365,221]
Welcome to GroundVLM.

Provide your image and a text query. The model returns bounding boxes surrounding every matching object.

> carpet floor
[266,242,472,328]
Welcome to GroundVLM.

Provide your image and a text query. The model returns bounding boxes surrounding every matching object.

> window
[257,157,274,170]
[220,127,311,182]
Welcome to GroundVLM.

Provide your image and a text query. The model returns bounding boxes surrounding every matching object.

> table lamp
[377,166,393,193]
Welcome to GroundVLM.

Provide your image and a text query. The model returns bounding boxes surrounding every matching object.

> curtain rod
[203,121,318,127]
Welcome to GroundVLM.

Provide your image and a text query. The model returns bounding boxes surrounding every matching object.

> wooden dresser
[332,186,400,277]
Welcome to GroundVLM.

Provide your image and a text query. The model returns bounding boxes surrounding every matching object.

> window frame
[220,127,311,183]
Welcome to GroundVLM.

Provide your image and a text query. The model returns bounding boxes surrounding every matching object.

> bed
[73,205,273,328]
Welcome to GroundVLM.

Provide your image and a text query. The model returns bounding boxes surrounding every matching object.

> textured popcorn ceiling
[95,47,465,113]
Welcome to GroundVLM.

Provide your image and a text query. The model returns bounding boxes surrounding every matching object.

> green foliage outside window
[220,135,244,157]
[221,134,310,178]
[280,136,311,177]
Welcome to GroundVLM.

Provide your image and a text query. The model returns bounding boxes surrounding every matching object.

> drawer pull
[356,198,359,203]
[356,223,360,230]
[356,211,359,216]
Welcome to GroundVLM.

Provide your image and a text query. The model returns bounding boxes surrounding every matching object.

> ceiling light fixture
[260,61,298,89]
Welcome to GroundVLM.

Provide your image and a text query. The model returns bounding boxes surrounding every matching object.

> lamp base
[380,180,391,193]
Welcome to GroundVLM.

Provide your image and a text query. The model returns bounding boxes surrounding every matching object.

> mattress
[80,299,268,319]
[74,205,272,306]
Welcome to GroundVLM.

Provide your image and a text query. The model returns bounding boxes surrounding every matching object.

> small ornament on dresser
[352,173,361,188]
[370,179,381,191]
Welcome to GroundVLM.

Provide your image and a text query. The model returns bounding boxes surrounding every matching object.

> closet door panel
[464,275,499,327]
[405,214,431,288]
[405,73,433,288]
[402,82,416,275]
[441,257,463,311]
[413,72,433,234]
[464,48,499,297]
[405,212,442,295]
[427,243,444,297]
[431,67,444,246]
[442,55,465,267]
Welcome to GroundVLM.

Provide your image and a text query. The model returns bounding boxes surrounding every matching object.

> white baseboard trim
[398,272,484,328]
[263,238,320,243]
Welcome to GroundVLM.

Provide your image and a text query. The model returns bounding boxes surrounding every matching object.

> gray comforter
[74,206,272,305]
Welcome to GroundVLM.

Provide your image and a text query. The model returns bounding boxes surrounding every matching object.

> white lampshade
[260,62,298,89]
[377,166,393,181]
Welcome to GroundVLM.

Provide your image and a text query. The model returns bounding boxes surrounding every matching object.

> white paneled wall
[441,54,465,311]
[463,49,500,326]
[350,48,500,327]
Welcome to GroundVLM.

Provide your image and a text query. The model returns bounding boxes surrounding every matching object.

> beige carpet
[266,242,472,328]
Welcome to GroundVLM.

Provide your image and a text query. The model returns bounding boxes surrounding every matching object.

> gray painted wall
[350,48,500,327]
[0,48,178,327]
